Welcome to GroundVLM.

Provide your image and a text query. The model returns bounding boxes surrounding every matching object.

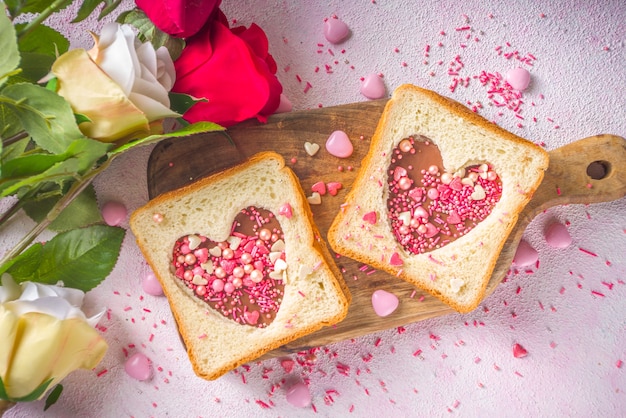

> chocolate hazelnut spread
[171,206,285,327]
[386,136,502,254]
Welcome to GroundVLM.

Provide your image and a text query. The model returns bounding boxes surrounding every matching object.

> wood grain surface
[147,100,626,357]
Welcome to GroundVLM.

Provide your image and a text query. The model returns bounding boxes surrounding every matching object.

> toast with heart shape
[130,152,350,380]
[328,84,549,313]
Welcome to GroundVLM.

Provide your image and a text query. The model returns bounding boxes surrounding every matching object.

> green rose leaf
[73,0,123,23]
[111,121,224,156]
[0,135,110,198]
[0,105,23,143]
[5,0,73,17]
[169,93,208,116]
[1,83,86,153]
[1,152,69,179]
[0,6,20,88]
[65,136,112,173]
[16,23,70,56]
[1,136,29,162]
[23,184,104,232]
[118,8,185,60]
[6,224,125,291]
[44,384,63,411]
[0,157,79,198]
[8,52,55,85]
[1,242,42,280]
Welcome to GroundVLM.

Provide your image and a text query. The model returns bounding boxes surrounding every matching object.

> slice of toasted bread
[328,84,549,313]
[130,152,350,380]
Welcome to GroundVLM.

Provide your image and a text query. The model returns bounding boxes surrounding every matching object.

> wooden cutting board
[147,100,626,357]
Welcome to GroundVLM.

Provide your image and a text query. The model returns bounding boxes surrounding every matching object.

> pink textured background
[5,0,626,416]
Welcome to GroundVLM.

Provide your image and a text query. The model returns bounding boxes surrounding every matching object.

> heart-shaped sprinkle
[125,353,152,381]
[323,16,350,44]
[171,207,285,328]
[362,211,377,225]
[470,184,487,200]
[304,141,320,156]
[280,358,295,373]
[243,310,260,325]
[512,343,528,358]
[325,130,353,158]
[512,240,538,267]
[544,222,571,248]
[311,181,327,195]
[307,192,321,205]
[450,277,465,293]
[386,137,502,255]
[278,203,293,219]
[389,252,403,266]
[371,289,399,317]
[506,67,531,91]
[360,73,386,99]
[327,182,342,196]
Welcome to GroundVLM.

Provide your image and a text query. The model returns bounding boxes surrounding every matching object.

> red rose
[135,0,220,38]
[172,10,282,127]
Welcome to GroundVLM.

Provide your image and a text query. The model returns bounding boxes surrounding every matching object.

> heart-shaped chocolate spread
[387,136,502,254]
[171,206,285,327]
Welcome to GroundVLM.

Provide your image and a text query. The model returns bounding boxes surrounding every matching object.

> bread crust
[131,152,350,379]
[328,84,549,313]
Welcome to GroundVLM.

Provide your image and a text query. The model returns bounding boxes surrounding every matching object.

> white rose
[0,275,107,400]
[51,22,179,143]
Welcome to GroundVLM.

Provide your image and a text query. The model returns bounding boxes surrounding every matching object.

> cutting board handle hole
[586,160,610,180]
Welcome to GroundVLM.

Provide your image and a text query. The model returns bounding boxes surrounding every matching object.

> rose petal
[136,0,220,38]
[173,20,282,127]
[53,49,151,142]
[1,311,107,399]
[155,46,176,90]
[91,24,137,95]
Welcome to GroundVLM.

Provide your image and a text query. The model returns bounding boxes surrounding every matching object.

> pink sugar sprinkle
[255,400,270,409]
[591,290,605,297]
[96,369,108,377]
[124,306,132,311]
[617,360,623,368]
[578,247,598,257]
[413,349,423,357]
[602,281,614,290]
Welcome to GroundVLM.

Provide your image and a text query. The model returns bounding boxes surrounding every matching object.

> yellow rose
[0,275,107,400]
[52,23,179,143]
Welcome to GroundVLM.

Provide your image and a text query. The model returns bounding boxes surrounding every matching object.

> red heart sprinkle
[311,181,326,195]
[390,252,403,266]
[327,182,342,196]
[513,343,528,358]
[362,211,377,225]
[244,310,260,325]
